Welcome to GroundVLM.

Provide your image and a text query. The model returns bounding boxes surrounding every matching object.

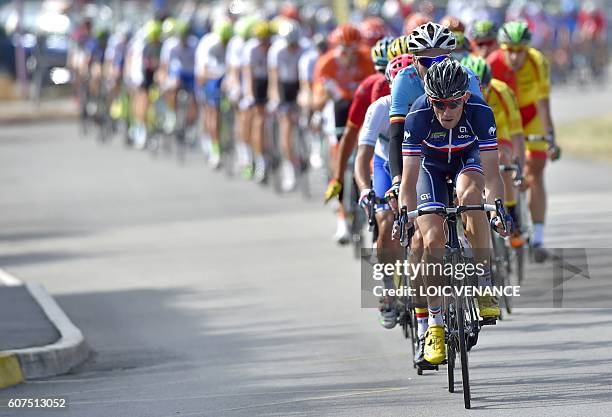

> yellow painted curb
[0,353,24,389]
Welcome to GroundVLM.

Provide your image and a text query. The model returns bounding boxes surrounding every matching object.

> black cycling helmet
[424,58,469,100]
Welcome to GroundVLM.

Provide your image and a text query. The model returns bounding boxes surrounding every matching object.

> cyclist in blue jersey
[386,23,483,203]
[398,58,511,366]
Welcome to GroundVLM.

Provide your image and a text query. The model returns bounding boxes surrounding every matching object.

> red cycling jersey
[347,73,389,127]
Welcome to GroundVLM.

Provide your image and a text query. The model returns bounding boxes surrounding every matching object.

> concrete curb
[0,283,89,388]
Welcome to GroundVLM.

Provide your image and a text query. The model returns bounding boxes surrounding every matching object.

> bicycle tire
[409,309,417,363]
[445,290,456,392]
[447,337,455,392]
[516,245,525,285]
[457,296,471,409]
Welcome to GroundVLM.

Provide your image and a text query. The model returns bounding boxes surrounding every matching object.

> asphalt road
[0,86,611,417]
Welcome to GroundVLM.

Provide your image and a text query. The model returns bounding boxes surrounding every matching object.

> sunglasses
[501,44,526,53]
[430,94,469,110]
[416,54,448,68]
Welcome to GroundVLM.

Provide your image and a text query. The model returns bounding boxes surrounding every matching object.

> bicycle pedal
[480,318,497,326]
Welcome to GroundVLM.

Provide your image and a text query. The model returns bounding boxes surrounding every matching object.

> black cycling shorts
[416,142,483,210]
[253,78,268,105]
[141,69,155,90]
[279,81,299,103]
[334,98,352,141]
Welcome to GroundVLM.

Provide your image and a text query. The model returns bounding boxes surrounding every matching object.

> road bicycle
[397,178,507,409]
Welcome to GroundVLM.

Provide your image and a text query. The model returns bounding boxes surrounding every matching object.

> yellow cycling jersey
[485,78,523,145]
[515,47,550,107]
[515,48,550,138]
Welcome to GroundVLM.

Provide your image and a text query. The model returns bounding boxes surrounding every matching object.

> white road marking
[0,268,22,286]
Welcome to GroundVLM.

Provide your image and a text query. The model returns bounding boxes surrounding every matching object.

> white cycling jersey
[242,38,268,79]
[358,95,391,161]
[160,36,179,67]
[195,33,225,80]
[124,28,146,87]
[298,47,320,83]
[225,35,245,70]
[268,39,303,83]
[168,37,197,75]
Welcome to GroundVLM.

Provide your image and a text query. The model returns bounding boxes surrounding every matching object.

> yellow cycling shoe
[423,325,446,365]
[477,295,501,319]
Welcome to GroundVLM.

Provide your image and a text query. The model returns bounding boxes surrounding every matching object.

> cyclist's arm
[388,71,412,182]
[268,68,280,102]
[482,150,504,204]
[354,144,374,193]
[399,156,420,213]
[536,97,554,140]
[354,100,384,191]
[535,54,555,140]
[511,132,526,169]
[398,104,425,211]
[333,82,374,181]
[473,104,504,203]
[195,41,210,85]
[243,65,254,98]
[333,122,360,182]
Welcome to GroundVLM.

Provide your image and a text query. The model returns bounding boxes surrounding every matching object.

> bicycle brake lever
[494,198,508,234]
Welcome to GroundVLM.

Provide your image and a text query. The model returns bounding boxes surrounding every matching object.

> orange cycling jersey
[312,46,375,102]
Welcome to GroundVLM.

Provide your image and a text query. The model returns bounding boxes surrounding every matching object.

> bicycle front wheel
[457,297,471,409]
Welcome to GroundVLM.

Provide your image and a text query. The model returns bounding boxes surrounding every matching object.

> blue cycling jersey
[402,93,498,162]
[389,64,483,119]
[387,63,484,178]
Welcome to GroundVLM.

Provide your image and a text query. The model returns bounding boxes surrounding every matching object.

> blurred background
[0,0,609,101]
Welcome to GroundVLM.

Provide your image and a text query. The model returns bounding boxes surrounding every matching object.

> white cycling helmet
[408,22,456,54]
[279,20,301,44]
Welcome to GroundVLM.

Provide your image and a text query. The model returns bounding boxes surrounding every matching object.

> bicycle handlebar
[404,203,498,220]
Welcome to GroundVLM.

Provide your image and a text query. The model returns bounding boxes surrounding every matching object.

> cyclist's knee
[420,220,445,250]
[457,183,484,206]
[377,213,394,242]
[498,145,512,165]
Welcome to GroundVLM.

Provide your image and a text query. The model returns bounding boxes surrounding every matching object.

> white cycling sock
[416,307,428,338]
[428,306,443,327]
[533,223,545,246]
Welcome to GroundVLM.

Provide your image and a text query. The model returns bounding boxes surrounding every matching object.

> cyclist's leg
[456,147,500,317]
[524,136,548,248]
[207,77,223,162]
[498,140,518,225]
[278,81,300,191]
[332,98,353,243]
[181,73,197,126]
[132,69,152,147]
[373,157,403,328]
[414,157,449,364]
[250,78,268,182]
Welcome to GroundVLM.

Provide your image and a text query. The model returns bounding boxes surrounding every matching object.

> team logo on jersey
[431,132,446,140]
[459,126,467,133]
[489,126,496,136]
